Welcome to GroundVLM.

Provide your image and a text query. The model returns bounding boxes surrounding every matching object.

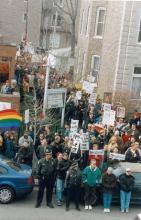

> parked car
[0,155,34,204]
[109,162,141,205]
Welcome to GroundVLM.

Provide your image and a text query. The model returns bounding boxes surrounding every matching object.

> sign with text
[89,149,104,156]
[47,89,66,109]
[109,153,125,161]
[24,109,29,124]
[83,81,95,94]
[116,107,125,118]
[89,93,97,105]
[70,120,79,134]
[80,133,89,151]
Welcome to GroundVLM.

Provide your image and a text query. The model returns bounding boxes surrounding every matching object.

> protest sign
[109,153,125,161]
[83,81,95,94]
[76,91,82,100]
[89,93,97,105]
[102,110,115,126]
[70,120,79,133]
[89,149,104,156]
[117,107,125,118]
[102,103,111,112]
[80,133,89,151]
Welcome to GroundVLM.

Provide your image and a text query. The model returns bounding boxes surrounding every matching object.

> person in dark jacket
[65,162,82,211]
[16,142,33,166]
[35,149,57,208]
[51,135,63,159]
[56,153,70,206]
[119,168,135,213]
[102,167,117,213]
[125,142,141,163]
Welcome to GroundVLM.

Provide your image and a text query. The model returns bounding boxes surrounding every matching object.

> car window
[133,172,141,185]
[0,166,8,174]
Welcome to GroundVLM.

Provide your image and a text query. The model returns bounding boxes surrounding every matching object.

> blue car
[0,155,34,204]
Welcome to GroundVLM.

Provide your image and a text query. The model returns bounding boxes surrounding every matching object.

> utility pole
[25,0,29,44]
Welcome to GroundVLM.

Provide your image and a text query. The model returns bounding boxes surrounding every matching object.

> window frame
[85,6,91,36]
[94,7,106,39]
[131,66,141,100]
[91,55,100,83]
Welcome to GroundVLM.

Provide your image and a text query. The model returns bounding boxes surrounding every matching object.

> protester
[83,159,101,210]
[65,161,82,211]
[56,152,70,206]
[102,167,117,213]
[119,168,135,213]
[125,142,141,163]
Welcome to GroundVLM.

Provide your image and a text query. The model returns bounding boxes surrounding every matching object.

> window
[51,14,61,27]
[131,67,141,99]
[0,166,8,174]
[23,13,27,22]
[95,7,106,38]
[138,20,141,42]
[91,55,100,83]
[85,7,90,35]
[49,33,60,48]
[80,10,85,35]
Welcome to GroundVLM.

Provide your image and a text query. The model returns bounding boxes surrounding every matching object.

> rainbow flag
[0,109,22,131]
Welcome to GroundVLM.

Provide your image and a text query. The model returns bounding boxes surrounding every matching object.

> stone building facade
[75,0,141,110]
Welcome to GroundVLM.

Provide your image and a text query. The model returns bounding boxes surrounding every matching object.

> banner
[109,153,125,161]
[89,149,104,156]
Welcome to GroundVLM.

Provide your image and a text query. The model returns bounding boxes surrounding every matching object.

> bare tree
[54,0,78,58]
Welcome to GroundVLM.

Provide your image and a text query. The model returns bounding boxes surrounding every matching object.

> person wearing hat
[102,167,117,213]
[119,168,135,213]
[56,152,70,206]
[65,161,82,211]
[35,148,57,208]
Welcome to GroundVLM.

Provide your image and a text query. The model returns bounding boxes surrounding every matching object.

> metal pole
[43,64,50,115]
[61,90,67,128]
[25,0,29,43]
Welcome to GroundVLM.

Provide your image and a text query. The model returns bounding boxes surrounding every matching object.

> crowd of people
[0,50,141,214]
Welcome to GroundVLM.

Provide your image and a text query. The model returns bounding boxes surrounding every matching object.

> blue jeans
[103,192,112,209]
[56,178,64,202]
[120,190,131,210]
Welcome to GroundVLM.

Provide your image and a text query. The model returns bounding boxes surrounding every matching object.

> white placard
[76,91,82,100]
[117,107,125,118]
[70,120,79,133]
[83,81,95,94]
[89,149,104,156]
[47,93,63,109]
[0,102,11,111]
[89,93,97,105]
[102,103,112,111]
[102,110,115,126]
[80,133,89,151]
[25,109,29,124]
[109,153,125,161]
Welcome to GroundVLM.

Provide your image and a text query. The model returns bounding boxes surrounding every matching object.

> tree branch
[54,2,73,19]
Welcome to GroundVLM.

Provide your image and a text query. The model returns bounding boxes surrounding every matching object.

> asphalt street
[0,188,140,220]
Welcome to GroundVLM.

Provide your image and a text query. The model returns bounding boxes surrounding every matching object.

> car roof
[119,162,141,173]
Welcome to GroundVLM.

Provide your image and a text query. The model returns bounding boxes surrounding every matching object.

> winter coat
[83,166,101,187]
[102,173,117,193]
[119,173,135,192]
[65,167,82,188]
[125,148,141,163]
[5,139,15,159]
[17,146,33,166]
[57,158,70,180]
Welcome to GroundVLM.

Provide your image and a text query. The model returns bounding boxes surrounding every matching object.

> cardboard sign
[102,103,112,112]
[76,91,82,100]
[89,93,97,105]
[109,153,125,161]
[80,133,89,151]
[89,149,104,156]
[70,120,79,133]
[83,81,95,94]
[102,110,115,126]
[117,107,125,118]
